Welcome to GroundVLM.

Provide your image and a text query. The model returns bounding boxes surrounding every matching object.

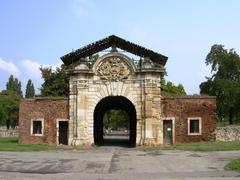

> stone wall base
[215,126,240,141]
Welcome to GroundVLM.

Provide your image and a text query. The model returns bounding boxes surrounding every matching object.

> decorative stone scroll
[96,56,131,81]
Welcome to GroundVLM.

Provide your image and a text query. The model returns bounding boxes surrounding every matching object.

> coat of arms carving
[96,56,131,81]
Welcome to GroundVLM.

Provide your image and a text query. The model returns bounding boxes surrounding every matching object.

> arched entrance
[94,96,136,146]
[66,43,164,146]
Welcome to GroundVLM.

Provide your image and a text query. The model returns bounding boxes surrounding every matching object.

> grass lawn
[1,137,240,152]
[0,137,57,151]
[140,141,240,152]
[226,158,240,172]
[160,141,240,152]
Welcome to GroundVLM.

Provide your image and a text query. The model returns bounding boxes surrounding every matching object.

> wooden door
[59,121,68,145]
[163,120,173,144]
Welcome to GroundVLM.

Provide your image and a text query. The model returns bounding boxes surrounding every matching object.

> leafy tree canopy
[6,75,22,97]
[40,54,99,97]
[0,75,22,128]
[162,81,186,96]
[40,64,69,97]
[200,44,240,124]
[25,79,35,98]
[0,90,21,128]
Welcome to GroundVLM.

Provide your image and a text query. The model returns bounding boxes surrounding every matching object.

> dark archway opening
[94,96,136,147]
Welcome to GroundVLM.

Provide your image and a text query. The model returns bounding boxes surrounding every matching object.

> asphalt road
[0,146,240,180]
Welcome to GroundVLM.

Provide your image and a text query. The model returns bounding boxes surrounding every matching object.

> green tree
[200,44,240,124]
[0,75,23,128]
[0,90,21,128]
[103,110,130,130]
[161,81,186,96]
[6,75,22,96]
[25,79,35,98]
[0,103,7,126]
[40,55,99,97]
[40,64,69,97]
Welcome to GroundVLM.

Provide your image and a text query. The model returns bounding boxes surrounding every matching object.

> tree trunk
[229,108,233,125]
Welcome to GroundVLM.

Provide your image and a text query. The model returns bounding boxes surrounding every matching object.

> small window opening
[188,117,202,135]
[32,121,42,134]
[190,120,199,133]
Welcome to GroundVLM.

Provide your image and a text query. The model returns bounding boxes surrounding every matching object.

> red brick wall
[19,96,216,145]
[162,96,216,143]
[18,98,69,144]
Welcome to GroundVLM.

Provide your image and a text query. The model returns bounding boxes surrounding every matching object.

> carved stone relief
[96,56,131,81]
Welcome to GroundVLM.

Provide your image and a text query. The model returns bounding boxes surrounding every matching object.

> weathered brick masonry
[19,98,69,144]
[162,96,216,143]
[19,96,216,145]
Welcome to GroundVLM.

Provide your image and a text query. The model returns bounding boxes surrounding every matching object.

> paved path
[0,147,239,180]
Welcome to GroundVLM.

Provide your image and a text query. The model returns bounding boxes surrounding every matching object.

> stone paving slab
[0,147,239,179]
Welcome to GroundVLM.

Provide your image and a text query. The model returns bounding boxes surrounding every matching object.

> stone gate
[64,35,167,146]
[68,52,165,145]
[19,35,216,146]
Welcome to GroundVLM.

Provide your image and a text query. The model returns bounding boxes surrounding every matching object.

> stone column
[68,59,93,146]
[140,58,164,145]
[75,81,90,145]
[68,77,77,145]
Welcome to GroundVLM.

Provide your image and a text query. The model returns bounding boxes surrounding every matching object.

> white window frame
[188,117,202,135]
[31,118,44,136]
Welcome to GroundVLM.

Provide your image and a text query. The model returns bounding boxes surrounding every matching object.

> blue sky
[0,0,240,95]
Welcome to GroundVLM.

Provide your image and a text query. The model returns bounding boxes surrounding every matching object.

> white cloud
[0,58,62,94]
[46,62,63,71]
[20,59,62,94]
[0,58,20,77]
[21,59,41,79]
[21,59,62,78]
[72,0,96,17]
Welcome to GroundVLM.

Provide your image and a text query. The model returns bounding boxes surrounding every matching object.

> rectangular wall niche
[31,119,44,136]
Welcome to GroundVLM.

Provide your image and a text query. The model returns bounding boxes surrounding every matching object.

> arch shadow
[94,96,136,147]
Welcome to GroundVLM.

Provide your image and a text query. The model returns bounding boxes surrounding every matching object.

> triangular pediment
[61,35,168,66]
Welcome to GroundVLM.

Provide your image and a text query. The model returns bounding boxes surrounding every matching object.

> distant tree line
[2,45,239,129]
[0,75,35,128]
